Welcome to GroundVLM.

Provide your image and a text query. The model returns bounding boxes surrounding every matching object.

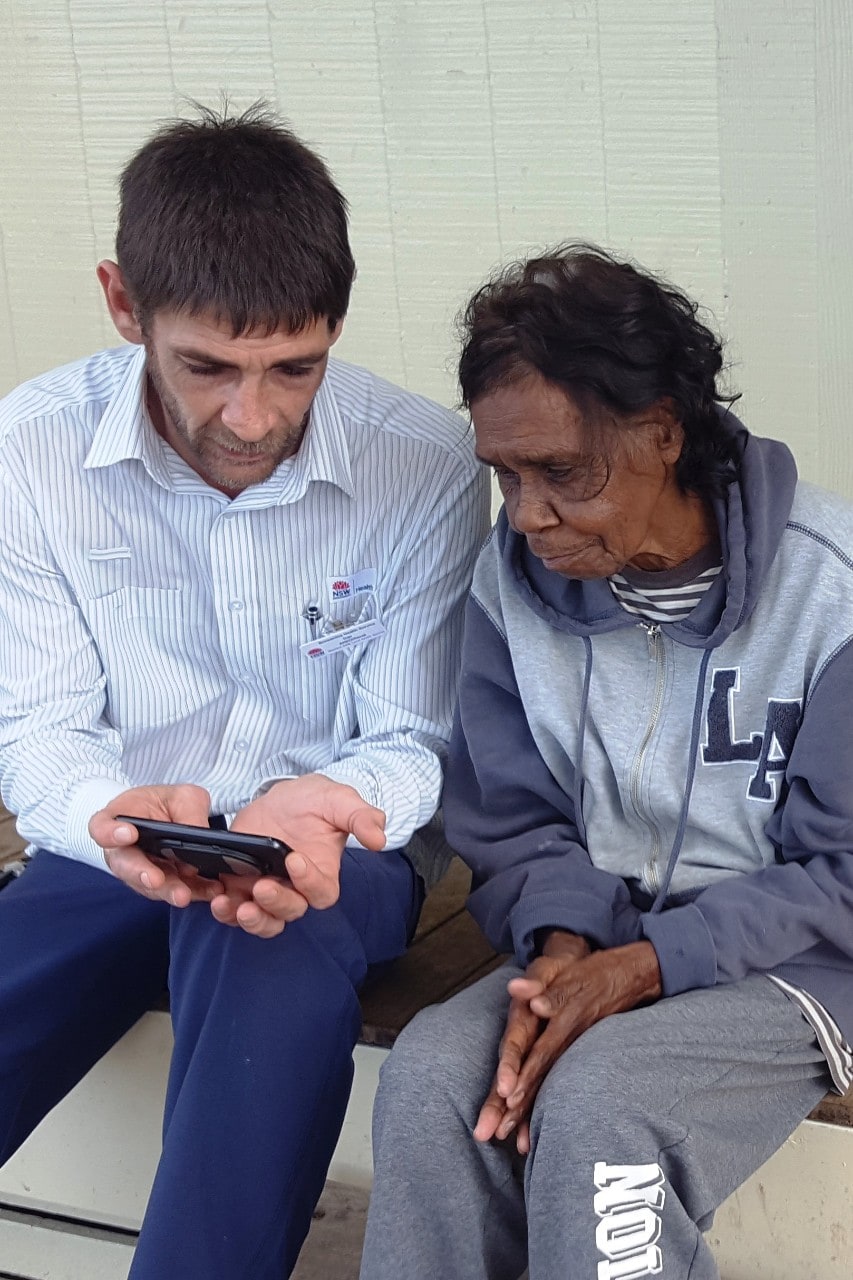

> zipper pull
[641,622,660,658]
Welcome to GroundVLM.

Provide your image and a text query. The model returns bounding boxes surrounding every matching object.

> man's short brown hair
[116,103,355,334]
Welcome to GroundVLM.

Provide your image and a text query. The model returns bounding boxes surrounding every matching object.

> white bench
[1,861,851,1279]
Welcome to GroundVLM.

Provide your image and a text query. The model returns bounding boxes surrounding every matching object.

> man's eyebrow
[173,347,327,369]
[173,347,240,368]
[269,352,329,368]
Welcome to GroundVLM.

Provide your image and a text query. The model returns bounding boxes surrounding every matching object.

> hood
[498,410,798,650]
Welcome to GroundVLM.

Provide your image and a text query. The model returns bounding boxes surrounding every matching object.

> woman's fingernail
[141,872,151,889]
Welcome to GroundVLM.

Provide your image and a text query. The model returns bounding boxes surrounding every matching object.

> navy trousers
[0,846,420,1278]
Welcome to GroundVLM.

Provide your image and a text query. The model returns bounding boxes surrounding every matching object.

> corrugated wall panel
[1,0,851,494]
[1,2,110,370]
[480,3,608,256]
[267,0,415,389]
[816,0,853,494]
[597,2,725,320]
[716,0,818,468]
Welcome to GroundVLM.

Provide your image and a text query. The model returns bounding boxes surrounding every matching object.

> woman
[360,245,853,1280]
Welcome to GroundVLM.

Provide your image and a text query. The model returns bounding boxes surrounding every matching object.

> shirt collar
[83,345,151,471]
[82,348,356,504]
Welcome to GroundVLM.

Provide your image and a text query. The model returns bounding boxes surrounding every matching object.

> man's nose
[220,383,275,440]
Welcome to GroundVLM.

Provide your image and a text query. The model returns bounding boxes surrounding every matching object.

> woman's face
[471,372,687,579]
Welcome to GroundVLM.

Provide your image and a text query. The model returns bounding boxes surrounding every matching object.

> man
[0,106,489,1279]
[360,245,853,1280]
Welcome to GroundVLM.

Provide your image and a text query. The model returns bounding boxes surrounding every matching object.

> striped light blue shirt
[0,345,490,870]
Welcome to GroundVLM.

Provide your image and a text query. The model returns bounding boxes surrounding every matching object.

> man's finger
[210,885,294,937]
[234,900,287,938]
[209,873,311,935]
[110,821,140,847]
[252,875,311,921]
[106,845,197,906]
[89,783,211,849]
[278,852,339,910]
[209,895,241,927]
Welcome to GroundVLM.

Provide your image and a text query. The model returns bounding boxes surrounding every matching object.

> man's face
[472,373,682,579]
[142,310,341,494]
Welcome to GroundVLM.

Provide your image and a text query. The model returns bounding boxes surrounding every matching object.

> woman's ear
[651,398,685,465]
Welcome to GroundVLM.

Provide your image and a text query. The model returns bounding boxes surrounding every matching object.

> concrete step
[1,1011,851,1278]
[0,1205,136,1279]
[0,1183,367,1280]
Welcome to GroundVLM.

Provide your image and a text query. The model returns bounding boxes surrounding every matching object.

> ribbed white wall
[1,0,851,492]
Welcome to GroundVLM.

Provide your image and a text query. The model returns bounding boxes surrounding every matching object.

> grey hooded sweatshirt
[444,419,853,1046]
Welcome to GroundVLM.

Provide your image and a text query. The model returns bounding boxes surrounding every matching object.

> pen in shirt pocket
[302,603,323,639]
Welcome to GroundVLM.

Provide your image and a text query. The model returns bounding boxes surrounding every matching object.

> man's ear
[97,261,145,345]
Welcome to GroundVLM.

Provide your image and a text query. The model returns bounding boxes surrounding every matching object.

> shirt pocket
[298,594,379,726]
[81,586,226,731]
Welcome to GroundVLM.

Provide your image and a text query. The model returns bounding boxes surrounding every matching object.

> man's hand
[214,774,386,939]
[89,784,219,907]
[475,936,662,1153]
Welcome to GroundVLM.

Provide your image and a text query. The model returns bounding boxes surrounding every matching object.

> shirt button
[229,599,244,612]
[235,739,250,752]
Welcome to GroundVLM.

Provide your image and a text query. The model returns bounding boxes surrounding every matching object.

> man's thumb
[348,804,386,851]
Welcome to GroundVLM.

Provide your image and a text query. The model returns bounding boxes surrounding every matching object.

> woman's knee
[377,999,497,1128]
[530,1015,658,1144]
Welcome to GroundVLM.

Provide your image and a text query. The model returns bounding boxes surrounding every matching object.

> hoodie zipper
[630,623,665,891]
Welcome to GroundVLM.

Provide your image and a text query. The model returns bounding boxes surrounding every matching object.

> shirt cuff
[251,774,297,802]
[64,776,132,871]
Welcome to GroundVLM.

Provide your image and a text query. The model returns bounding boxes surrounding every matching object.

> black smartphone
[116,816,291,881]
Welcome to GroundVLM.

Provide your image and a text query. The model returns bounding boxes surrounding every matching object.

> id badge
[300,616,386,660]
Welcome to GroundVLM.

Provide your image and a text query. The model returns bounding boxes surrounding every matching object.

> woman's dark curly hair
[458,243,741,498]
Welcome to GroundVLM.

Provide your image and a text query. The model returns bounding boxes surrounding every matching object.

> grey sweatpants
[359,965,830,1280]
